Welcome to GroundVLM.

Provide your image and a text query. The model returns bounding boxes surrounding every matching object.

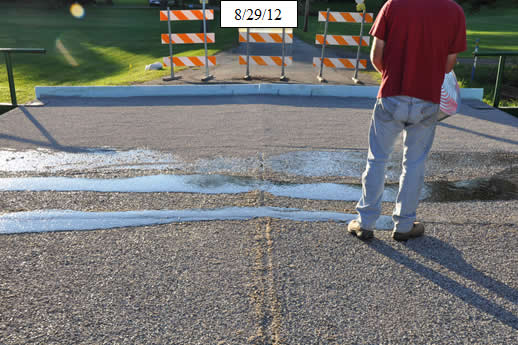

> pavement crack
[265,218,283,345]
[255,152,266,207]
[248,221,268,344]
[248,218,284,345]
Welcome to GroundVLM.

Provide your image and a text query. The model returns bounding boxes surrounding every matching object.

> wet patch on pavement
[425,173,518,202]
[0,148,183,173]
[0,172,516,202]
[1,149,516,184]
[267,150,402,181]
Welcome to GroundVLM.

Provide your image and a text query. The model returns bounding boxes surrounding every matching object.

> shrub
[456,0,497,12]
[1,0,103,9]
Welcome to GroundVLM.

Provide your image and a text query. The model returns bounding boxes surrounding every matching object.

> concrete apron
[34,83,484,100]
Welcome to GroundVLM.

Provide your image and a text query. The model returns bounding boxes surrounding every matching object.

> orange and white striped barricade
[313,57,367,70]
[163,56,216,67]
[161,33,215,44]
[239,55,293,66]
[159,9,214,21]
[315,34,369,47]
[160,3,214,81]
[238,32,293,44]
[317,11,373,23]
[239,28,293,81]
[315,8,374,83]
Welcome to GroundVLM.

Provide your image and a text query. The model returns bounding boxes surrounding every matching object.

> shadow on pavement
[406,237,518,306]
[0,107,98,153]
[438,122,518,146]
[459,102,518,128]
[368,238,518,330]
[0,105,15,116]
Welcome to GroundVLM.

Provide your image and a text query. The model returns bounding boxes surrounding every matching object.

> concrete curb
[35,84,484,100]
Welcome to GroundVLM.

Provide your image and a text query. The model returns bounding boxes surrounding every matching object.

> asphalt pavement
[0,39,517,344]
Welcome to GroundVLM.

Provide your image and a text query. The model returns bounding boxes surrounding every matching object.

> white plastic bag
[439,70,461,121]
[145,62,163,71]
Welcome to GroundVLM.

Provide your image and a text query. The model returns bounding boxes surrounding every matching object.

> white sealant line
[35,84,484,100]
[0,207,394,234]
[0,174,404,202]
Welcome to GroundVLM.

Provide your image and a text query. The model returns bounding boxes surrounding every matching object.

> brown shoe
[392,222,425,241]
[347,220,374,240]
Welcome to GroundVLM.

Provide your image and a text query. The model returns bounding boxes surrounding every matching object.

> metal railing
[473,51,518,108]
[1,48,46,107]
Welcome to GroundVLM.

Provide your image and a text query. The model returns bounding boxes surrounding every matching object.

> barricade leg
[280,28,288,81]
[352,9,366,84]
[163,7,181,81]
[317,8,330,83]
[244,28,251,80]
[201,0,213,81]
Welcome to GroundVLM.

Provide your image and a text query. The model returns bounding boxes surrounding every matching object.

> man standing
[347,0,467,240]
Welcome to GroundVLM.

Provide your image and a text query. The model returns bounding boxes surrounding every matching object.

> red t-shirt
[370,0,467,104]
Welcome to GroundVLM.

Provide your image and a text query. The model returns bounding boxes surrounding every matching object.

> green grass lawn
[456,58,518,106]
[0,3,236,104]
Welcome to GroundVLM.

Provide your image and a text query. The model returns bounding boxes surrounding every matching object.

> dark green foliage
[306,0,387,15]
[457,0,498,12]
[311,0,518,14]
[0,0,108,9]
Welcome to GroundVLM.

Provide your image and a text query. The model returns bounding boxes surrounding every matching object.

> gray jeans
[355,96,439,232]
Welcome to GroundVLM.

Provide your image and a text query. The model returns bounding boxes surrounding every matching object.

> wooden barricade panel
[163,56,216,67]
[160,10,214,21]
[161,33,215,44]
[239,56,293,66]
[315,34,369,47]
[313,57,367,69]
[317,11,373,23]
[239,32,293,44]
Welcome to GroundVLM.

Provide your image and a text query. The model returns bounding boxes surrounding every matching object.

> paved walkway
[143,36,379,86]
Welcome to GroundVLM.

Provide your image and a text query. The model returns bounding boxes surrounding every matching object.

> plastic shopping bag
[439,71,461,121]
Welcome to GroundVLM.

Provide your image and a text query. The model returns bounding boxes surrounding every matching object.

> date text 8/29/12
[220,1,297,28]
[235,8,282,21]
